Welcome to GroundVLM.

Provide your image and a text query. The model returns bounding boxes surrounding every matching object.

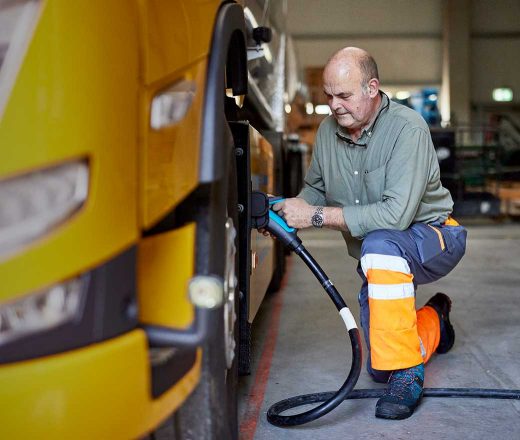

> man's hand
[272,197,314,229]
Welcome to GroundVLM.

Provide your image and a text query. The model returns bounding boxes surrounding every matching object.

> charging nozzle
[266,209,301,250]
[250,192,302,251]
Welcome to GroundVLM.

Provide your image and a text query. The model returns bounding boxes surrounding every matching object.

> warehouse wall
[288,0,520,116]
[288,0,442,87]
[471,0,520,106]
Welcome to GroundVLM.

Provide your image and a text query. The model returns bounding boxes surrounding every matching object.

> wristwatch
[311,206,324,228]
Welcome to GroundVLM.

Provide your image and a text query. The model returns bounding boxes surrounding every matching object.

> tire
[174,132,240,440]
[238,309,252,376]
[169,4,246,438]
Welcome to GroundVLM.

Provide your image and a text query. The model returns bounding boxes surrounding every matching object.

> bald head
[324,47,379,89]
[322,47,381,135]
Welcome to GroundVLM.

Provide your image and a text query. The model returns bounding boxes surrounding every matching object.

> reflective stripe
[367,268,414,285]
[419,337,427,358]
[361,253,411,275]
[416,306,441,364]
[368,282,415,299]
[428,224,445,250]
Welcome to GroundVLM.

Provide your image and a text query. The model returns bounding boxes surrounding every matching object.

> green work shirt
[298,92,453,259]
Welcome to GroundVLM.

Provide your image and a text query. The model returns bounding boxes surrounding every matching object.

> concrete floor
[238,223,520,440]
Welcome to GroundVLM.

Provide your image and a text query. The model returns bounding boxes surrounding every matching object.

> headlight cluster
[0,276,87,345]
[0,160,89,260]
[150,79,196,130]
[0,0,41,117]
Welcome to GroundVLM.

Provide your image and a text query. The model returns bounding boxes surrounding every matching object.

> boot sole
[375,398,421,420]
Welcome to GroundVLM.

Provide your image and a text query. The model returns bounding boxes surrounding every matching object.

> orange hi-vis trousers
[357,220,466,382]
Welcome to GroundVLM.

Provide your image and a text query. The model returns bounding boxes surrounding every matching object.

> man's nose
[330,96,341,110]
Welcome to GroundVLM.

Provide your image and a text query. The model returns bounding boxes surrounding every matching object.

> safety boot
[375,363,424,420]
[426,292,455,354]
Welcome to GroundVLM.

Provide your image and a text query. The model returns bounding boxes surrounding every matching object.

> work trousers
[357,219,467,383]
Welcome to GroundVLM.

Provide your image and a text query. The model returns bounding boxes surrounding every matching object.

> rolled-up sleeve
[343,127,432,238]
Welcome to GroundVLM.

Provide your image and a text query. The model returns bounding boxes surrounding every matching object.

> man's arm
[272,198,348,231]
[277,126,434,235]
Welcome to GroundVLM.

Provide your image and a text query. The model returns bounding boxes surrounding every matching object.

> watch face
[311,214,323,228]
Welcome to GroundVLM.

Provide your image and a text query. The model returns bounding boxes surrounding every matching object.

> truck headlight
[0,276,87,345]
[0,160,89,259]
[0,0,42,118]
[150,80,196,130]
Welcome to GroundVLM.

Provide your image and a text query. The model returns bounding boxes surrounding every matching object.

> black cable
[267,245,363,427]
[268,388,520,416]
[266,243,520,428]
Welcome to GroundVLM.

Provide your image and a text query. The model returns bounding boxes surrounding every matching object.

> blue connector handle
[267,196,295,233]
[269,210,296,233]
[264,195,301,251]
[269,196,285,205]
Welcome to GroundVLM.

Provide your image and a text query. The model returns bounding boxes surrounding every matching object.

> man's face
[323,63,374,131]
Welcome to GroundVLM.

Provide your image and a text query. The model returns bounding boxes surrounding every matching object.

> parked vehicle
[0,1,296,438]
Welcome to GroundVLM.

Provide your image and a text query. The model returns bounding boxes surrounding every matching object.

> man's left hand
[272,197,314,229]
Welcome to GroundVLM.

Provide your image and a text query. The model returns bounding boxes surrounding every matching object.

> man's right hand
[271,197,314,229]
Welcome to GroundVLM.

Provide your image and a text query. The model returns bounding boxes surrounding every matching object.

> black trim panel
[229,121,254,375]
[150,347,197,398]
[0,247,138,364]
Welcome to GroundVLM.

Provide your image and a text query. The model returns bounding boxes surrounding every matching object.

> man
[273,47,467,420]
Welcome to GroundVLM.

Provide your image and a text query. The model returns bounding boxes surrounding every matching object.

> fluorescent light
[305,102,314,115]
[492,87,513,102]
[315,105,331,115]
[396,91,411,100]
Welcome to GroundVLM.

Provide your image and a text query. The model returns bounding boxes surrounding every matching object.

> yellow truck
[0,0,294,438]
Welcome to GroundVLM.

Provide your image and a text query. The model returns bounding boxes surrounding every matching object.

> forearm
[323,206,349,232]
[274,198,349,232]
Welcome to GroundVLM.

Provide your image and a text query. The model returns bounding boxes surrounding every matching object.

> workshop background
[238,1,520,439]
[1,0,519,438]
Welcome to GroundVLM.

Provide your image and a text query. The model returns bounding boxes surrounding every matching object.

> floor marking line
[239,256,292,440]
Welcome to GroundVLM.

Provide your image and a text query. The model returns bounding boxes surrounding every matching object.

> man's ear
[367,78,380,98]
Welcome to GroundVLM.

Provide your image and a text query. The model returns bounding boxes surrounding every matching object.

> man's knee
[361,229,403,259]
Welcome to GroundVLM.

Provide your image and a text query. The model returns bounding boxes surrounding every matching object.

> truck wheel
[171,4,246,437]
[174,143,240,440]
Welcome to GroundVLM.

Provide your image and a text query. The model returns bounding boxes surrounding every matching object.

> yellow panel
[0,0,139,300]
[0,331,201,439]
[249,230,274,322]
[250,126,275,194]
[248,126,275,321]
[143,0,221,85]
[142,61,206,228]
[138,223,196,328]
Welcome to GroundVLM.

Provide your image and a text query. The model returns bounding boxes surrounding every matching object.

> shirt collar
[335,91,390,146]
